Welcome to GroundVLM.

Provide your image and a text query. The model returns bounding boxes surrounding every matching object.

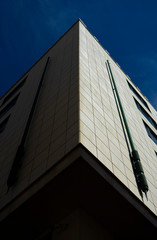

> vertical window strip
[0,115,10,133]
[143,121,157,145]
[0,94,19,119]
[134,98,157,130]
[127,81,150,112]
[1,77,26,106]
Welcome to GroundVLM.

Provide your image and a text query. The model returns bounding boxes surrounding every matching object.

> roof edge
[0,19,81,100]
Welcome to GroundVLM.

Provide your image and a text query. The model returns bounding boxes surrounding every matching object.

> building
[0,19,157,239]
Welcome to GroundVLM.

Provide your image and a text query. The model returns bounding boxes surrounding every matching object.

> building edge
[0,144,157,227]
[1,18,154,111]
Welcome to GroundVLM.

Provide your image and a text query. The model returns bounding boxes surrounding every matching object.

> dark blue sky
[0,0,157,109]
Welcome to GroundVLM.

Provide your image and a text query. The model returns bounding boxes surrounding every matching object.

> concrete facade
[0,20,157,239]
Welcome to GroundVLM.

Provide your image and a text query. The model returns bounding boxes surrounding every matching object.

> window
[0,116,10,133]
[134,98,157,130]
[0,94,19,119]
[1,77,26,106]
[127,81,150,112]
[143,121,157,145]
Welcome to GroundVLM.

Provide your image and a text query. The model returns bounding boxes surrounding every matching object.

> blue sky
[0,0,157,109]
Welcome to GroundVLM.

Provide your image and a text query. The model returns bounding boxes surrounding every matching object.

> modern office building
[0,19,157,239]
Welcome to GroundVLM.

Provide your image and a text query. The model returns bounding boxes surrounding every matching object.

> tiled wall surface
[79,21,157,215]
[0,22,79,210]
[0,20,157,217]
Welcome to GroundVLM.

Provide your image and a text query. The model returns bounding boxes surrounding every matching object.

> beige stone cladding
[79,21,157,215]
[0,19,157,218]
[0,21,79,211]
